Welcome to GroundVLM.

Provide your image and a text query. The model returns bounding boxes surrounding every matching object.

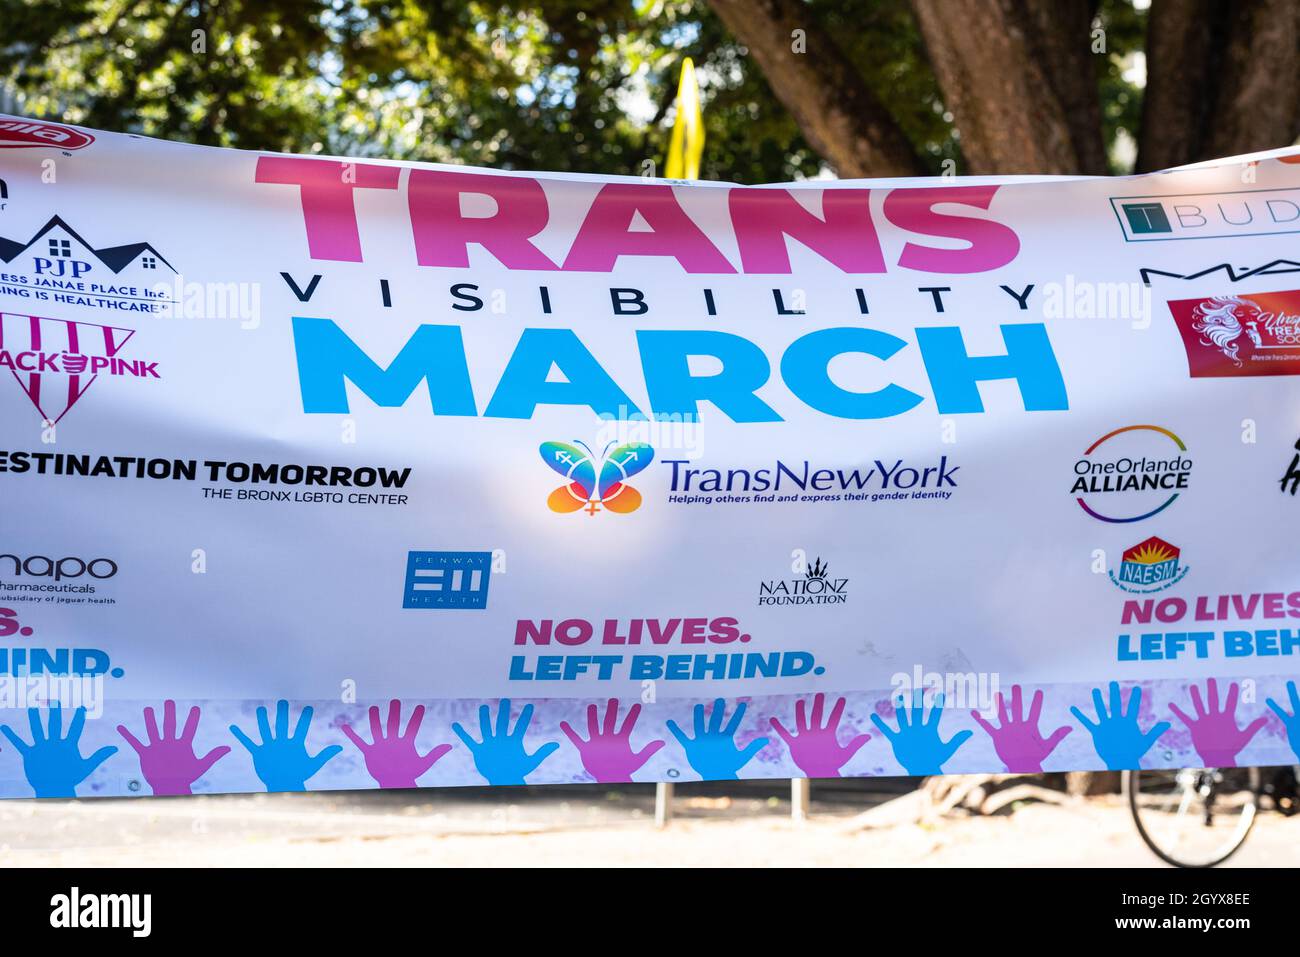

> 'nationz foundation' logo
[403,551,491,610]
[1108,536,1189,593]
[758,556,849,607]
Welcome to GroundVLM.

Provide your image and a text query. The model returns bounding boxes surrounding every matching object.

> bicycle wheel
[1124,767,1261,868]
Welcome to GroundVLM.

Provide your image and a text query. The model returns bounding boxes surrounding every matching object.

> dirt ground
[1,781,1296,867]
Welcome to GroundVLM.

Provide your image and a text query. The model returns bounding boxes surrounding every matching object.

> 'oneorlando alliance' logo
[1108,536,1189,593]
[758,556,849,607]
[1072,425,1192,523]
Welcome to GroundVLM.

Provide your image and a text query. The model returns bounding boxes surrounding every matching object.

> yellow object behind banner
[665,57,704,179]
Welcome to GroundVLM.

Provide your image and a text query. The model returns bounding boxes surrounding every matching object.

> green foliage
[0,0,1144,179]
[1096,0,1147,172]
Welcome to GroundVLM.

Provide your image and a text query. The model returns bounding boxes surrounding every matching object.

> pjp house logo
[403,551,492,610]
[0,217,172,424]
[0,215,175,284]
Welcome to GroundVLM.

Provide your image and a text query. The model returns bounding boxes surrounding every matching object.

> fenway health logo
[539,439,654,516]
[1108,536,1189,593]
[0,119,94,151]
[402,551,491,610]
[0,313,159,424]
[1167,292,1300,377]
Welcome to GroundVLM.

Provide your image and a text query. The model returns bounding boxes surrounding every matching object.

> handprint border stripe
[0,675,1296,797]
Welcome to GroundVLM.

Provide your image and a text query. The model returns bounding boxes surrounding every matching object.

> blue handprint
[870,693,971,776]
[229,700,341,792]
[667,699,768,780]
[1,706,117,798]
[1266,680,1300,762]
[452,699,558,785]
[1071,682,1170,770]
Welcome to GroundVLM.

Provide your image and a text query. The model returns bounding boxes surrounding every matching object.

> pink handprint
[971,685,1071,773]
[1170,678,1266,767]
[770,693,870,778]
[341,700,451,788]
[560,699,664,783]
[117,700,231,796]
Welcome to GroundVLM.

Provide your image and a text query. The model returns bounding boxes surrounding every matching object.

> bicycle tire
[1124,767,1261,868]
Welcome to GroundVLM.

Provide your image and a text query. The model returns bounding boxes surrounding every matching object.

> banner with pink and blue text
[1,114,1299,798]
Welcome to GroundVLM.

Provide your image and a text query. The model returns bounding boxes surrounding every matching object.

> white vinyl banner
[1,114,1299,797]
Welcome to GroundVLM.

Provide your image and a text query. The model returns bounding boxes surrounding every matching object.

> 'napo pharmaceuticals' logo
[1107,536,1189,593]
[539,440,654,516]
[1072,425,1192,523]
[1167,292,1300,377]
[0,119,94,151]
[758,556,849,607]
[402,551,491,610]
[0,313,159,425]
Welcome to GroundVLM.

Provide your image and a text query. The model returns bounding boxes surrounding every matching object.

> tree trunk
[1023,0,1109,175]
[910,0,1107,175]
[707,0,926,178]
[1065,771,1121,796]
[1136,0,1218,172]
[1138,0,1300,171]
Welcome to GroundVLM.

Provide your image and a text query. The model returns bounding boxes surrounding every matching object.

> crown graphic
[805,557,828,580]
[1122,537,1179,566]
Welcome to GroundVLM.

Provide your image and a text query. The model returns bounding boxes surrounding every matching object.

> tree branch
[707,0,925,177]
[911,0,1105,174]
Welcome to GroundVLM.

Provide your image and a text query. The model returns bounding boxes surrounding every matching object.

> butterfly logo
[539,440,655,515]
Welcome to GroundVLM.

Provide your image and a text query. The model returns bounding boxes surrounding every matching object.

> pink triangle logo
[0,312,146,424]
